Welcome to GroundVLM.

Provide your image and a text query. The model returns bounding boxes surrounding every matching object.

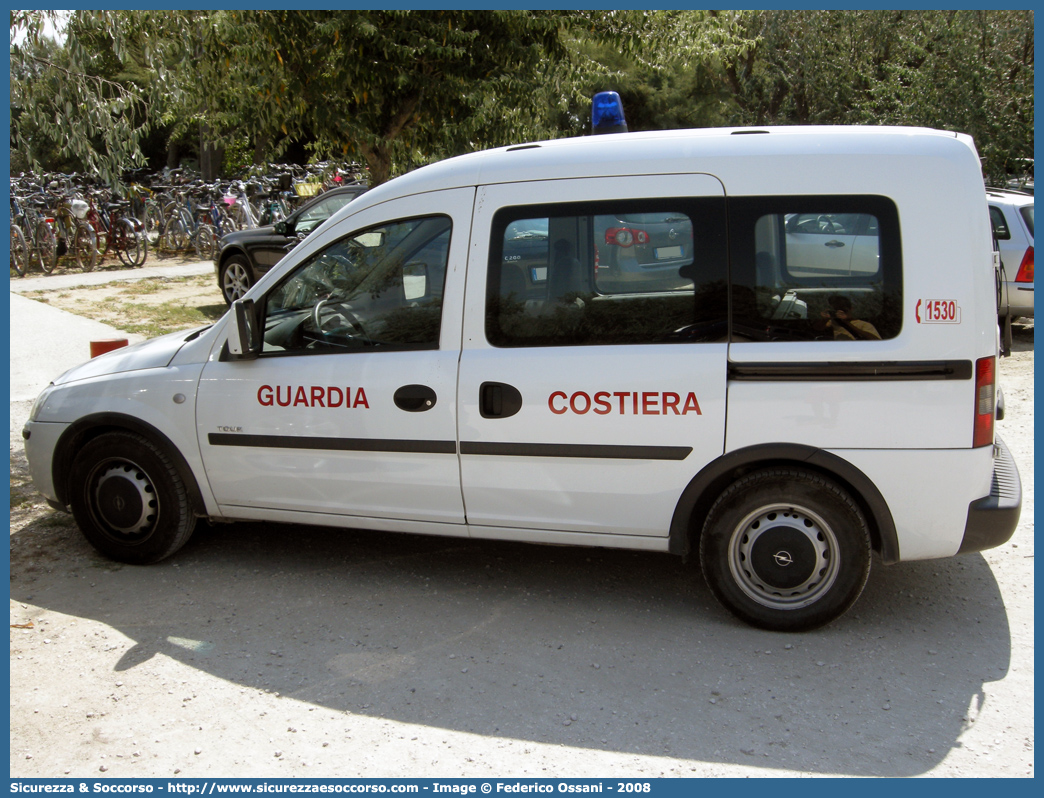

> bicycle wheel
[35,220,58,274]
[143,202,162,246]
[194,223,217,260]
[74,221,99,272]
[10,224,29,277]
[161,217,189,253]
[115,219,145,267]
[131,222,148,267]
[215,207,236,236]
[88,214,109,262]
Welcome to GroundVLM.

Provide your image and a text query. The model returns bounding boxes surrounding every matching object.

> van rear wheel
[69,431,196,564]
[700,468,871,631]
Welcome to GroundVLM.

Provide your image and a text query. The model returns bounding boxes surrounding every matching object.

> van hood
[52,326,210,386]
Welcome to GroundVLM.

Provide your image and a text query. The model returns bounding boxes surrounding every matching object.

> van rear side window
[729,195,903,342]
[486,199,728,347]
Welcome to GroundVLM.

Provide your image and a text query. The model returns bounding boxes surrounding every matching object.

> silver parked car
[988,188,1034,324]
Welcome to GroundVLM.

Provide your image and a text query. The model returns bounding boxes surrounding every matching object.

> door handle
[394,384,437,412]
[824,240,846,248]
[480,382,523,419]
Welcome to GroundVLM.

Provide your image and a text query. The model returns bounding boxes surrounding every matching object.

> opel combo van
[23,126,1022,631]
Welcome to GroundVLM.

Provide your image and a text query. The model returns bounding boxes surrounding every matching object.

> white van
[23,126,1022,631]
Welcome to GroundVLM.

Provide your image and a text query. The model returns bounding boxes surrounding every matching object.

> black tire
[35,220,58,273]
[133,228,149,267]
[194,223,217,260]
[142,202,162,246]
[74,221,99,272]
[700,468,871,632]
[11,224,29,277]
[69,431,197,565]
[161,217,189,253]
[220,254,253,304]
[114,218,143,267]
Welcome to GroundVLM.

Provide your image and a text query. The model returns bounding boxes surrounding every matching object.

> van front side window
[260,216,451,354]
[486,199,728,347]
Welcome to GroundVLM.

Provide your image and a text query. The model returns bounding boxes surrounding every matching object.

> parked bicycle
[11,160,369,274]
[125,181,163,248]
[10,217,29,277]
[10,193,58,276]
[84,190,148,267]
[44,185,99,272]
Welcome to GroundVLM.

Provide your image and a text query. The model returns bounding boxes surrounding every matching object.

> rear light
[1014,246,1033,282]
[605,227,649,247]
[973,356,996,448]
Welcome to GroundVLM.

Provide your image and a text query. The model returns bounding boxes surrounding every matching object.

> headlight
[28,384,55,422]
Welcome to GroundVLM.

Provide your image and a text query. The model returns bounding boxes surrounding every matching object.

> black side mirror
[227,298,261,359]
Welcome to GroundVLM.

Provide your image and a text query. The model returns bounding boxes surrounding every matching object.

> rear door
[457,174,729,544]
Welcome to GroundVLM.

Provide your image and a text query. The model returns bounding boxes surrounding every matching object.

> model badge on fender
[257,385,370,409]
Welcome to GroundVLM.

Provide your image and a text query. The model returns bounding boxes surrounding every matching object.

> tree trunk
[199,123,225,181]
[253,135,270,166]
[166,140,180,170]
[366,153,392,187]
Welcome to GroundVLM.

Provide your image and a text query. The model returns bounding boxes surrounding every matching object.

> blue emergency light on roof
[592,91,627,135]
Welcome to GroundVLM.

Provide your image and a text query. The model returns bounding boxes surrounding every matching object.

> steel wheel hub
[728,503,840,609]
[93,463,157,538]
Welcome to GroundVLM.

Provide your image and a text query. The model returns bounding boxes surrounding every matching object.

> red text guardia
[258,385,370,409]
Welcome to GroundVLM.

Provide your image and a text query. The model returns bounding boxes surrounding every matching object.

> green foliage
[721,10,1033,181]
[198,10,618,183]
[9,10,1033,187]
[10,11,150,185]
[221,137,254,175]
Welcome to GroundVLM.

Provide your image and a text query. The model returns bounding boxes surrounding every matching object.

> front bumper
[958,435,1022,553]
[22,419,69,506]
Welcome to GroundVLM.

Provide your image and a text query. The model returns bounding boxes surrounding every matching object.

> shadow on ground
[11,507,1010,777]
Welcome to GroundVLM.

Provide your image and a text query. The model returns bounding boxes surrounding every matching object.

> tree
[565,11,751,136]
[13,10,752,186]
[13,11,1030,186]
[193,10,606,184]
[720,10,1033,181]
[10,10,150,184]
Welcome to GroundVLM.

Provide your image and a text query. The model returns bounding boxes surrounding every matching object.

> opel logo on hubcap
[113,496,126,513]
[773,550,793,567]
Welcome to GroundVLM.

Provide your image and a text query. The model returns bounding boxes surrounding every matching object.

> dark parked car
[214,183,368,304]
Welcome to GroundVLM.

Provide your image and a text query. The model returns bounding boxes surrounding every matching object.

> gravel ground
[8,281,1033,778]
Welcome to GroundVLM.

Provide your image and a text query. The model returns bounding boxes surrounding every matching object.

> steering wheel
[816,215,839,233]
[312,297,370,345]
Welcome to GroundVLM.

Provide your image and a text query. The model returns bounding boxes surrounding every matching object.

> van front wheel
[69,431,196,565]
[700,468,871,632]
